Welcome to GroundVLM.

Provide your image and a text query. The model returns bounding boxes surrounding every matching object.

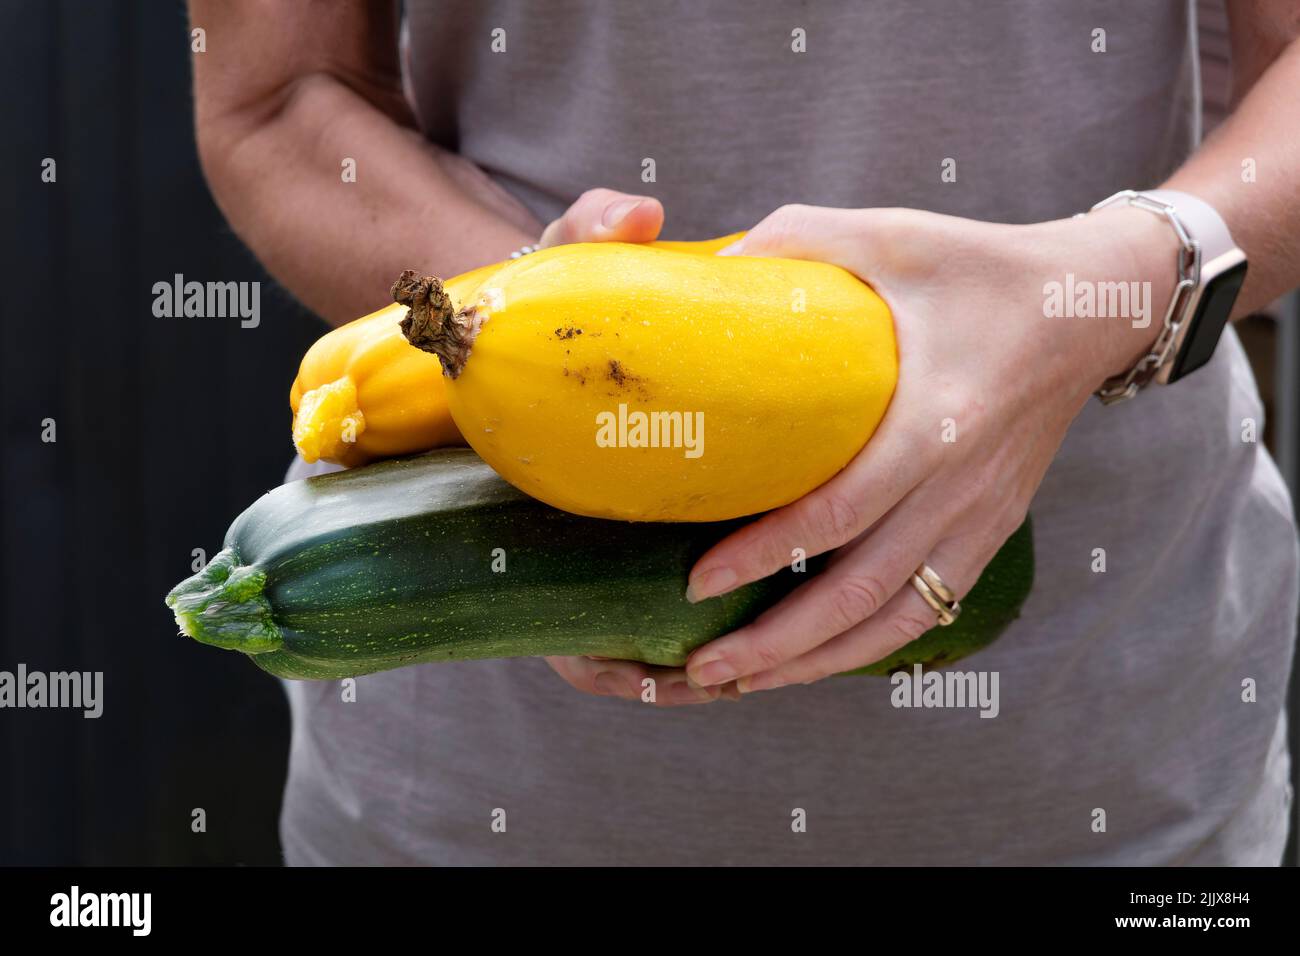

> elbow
[193,123,227,206]
[192,72,338,213]
[192,107,247,228]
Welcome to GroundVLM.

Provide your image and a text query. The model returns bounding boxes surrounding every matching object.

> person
[191,0,1300,864]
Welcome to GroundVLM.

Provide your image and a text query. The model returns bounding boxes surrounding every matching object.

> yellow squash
[397,240,898,522]
[290,236,740,466]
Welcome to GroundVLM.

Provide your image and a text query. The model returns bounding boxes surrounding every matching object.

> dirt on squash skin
[554,326,583,340]
[559,358,647,397]
[607,360,634,387]
[604,360,652,401]
[562,365,589,386]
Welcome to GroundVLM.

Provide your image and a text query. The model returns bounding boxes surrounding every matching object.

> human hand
[537,190,731,705]
[681,203,1179,693]
[536,187,665,249]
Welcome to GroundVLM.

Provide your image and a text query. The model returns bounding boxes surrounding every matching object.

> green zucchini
[166,448,1033,680]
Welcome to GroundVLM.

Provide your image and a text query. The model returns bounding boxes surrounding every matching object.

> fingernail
[669,681,716,705]
[685,566,738,603]
[602,198,642,229]
[594,672,630,697]
[716,241,744,256]
[690,658,738,687]
[738,674,782,694]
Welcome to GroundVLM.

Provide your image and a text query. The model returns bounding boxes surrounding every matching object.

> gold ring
[910,563,961,626]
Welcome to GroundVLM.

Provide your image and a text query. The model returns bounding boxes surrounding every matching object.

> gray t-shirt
[279,0,1298,864]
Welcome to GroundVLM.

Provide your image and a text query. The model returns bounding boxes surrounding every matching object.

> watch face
[1168,258,1248,382]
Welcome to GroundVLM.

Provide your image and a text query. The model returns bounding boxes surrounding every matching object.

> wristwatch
[1091,189,1248,404]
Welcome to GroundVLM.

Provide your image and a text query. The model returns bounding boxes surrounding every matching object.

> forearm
[197,78,538,325]
[1080,18,1300,385]
[190,2,540,325]
[1164,19,1300,316]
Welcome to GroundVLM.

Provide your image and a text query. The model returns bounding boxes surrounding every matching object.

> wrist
[1050,206,1182,396]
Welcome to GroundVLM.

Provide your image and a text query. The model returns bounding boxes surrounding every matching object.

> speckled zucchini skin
[167,449,1033,680]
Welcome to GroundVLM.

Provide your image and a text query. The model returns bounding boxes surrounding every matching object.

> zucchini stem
[165,548,282,654]
[393,270,477,379]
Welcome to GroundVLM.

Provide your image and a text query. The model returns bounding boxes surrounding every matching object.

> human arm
[189,1,659,325]
[680,5,1300,693]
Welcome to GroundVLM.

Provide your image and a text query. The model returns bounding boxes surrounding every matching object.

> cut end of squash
[292,376,367,464]
[166,548,282,655]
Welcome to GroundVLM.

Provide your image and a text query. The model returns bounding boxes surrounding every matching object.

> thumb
[539,188,664,248]
[718,204,898,282]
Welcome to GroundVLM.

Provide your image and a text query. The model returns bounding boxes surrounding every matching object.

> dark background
[1,2,314,864]
[2,1,1298,866]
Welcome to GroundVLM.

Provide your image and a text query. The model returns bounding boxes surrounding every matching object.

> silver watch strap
[1090,190,1202,405]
